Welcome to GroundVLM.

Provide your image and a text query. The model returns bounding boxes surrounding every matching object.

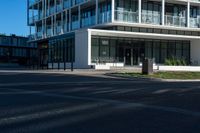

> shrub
[164,57,187,66]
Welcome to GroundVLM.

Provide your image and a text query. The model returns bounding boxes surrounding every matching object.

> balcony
[56,4,62,12]
[72,21,80,30]
[81,15,96,27]
[190,17,200,28]
[115,10,138,23]
[56,25,62,34]
[36,31,43,39]
[29,0,41,7]
[29,15,39,25]
[191,0,200,2]
[64,23,69,33]
[98,11,111,24]
[165,15,186,27]
[142,13,161,25]
[28,34,35,41]
[47,26,53,37]
[64,0,71,9]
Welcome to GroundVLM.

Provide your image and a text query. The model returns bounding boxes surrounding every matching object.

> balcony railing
[81,15,96,27]
[115,10,138,23]
[29,15,38,24]
[72,21,80,30]
[190,17,200,28]
[64,0,71,8]
[56,4,62,12]
[56,25,62,34]
[98,11,111,24]
[36,31,43,39]
[142,13,161,25]
[29,0,41,7]
[47,25,53,37]
[165,15,186,27]
[191,0,200,2]
[28,34,35,41]
[64,23,69,33]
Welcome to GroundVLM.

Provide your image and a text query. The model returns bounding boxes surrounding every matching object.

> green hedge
[164,57,187,66]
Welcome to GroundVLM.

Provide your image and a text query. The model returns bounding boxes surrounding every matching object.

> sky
[0,0,28,36]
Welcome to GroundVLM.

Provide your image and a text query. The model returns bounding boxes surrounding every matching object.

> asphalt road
[0,71,200,133]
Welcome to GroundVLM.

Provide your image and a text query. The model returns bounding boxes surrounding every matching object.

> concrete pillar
[51,16,54,36]
[69,9,71,31]
[78,5,81,28]
[95,0,98,24]
[162,0,165,25]
[44,0,47,38]
[138,0,142,23]
[61,12,64,34]
[65,10,68,32]
[187,1,190,28]
[111,0,115,22]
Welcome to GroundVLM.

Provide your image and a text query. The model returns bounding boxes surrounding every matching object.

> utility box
[142,59,153,75]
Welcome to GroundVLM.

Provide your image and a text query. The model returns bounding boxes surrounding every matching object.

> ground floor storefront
[35,29,199,69]
[91,36,190,66]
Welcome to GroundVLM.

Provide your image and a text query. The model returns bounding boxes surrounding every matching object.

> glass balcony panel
[46,25,52,37]
[50,7,55,15]
[115,10,138,23]
[81,15,96,27]
[98,11,111,24]
[64,23,69,33]
[190,17,200,28]
[64,0,71,8]
[165,15,186,27]
[56,4,62,12]
[141,13,160,25]
[36,31,43,39]
[72,21,79,30]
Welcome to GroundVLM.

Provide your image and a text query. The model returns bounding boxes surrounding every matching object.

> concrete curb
[107,73,200,82]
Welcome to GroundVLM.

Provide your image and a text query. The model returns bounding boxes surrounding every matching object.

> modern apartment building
[0,34,37,66]
[27,0,200,69]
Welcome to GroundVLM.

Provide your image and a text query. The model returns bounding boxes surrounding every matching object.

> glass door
[125,48,131,65]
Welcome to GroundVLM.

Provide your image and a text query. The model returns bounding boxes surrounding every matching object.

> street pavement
[0,70,200,133]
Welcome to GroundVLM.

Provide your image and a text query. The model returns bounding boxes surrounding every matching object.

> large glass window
[91,36,190,65]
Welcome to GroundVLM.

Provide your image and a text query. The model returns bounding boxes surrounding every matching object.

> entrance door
[39,49,48,69]
[125,48,131,65]
[133,48,139,65]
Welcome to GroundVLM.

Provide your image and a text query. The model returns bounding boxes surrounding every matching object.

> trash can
[142,58,153,75]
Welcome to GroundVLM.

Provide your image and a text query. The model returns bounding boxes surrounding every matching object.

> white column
[54,15,57,35]
[30,26,32,35]
[162,0,165,25]
[69,9,71,31]
[187,1,190,28]
[54,0,57,13]
[78,5,81,28]
[61,0,64,34]
[42,0,45,38]
[35,23,37,39]
[44,0,47,38]
[61,12,64,34]
[51,16,54,36]
[111,0,115,22]
[65,10,68,32]
[95,0,98,24]
[54,0,57,35]
[48,0,50,16]
[138,0,142,23]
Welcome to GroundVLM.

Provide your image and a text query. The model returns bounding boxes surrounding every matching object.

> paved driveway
[0,71,200,133]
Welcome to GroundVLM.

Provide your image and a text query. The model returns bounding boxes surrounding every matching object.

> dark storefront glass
[91,36,190,65]
[48,37,75,63]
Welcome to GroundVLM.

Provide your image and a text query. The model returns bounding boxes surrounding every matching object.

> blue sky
[0,0,28,36]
